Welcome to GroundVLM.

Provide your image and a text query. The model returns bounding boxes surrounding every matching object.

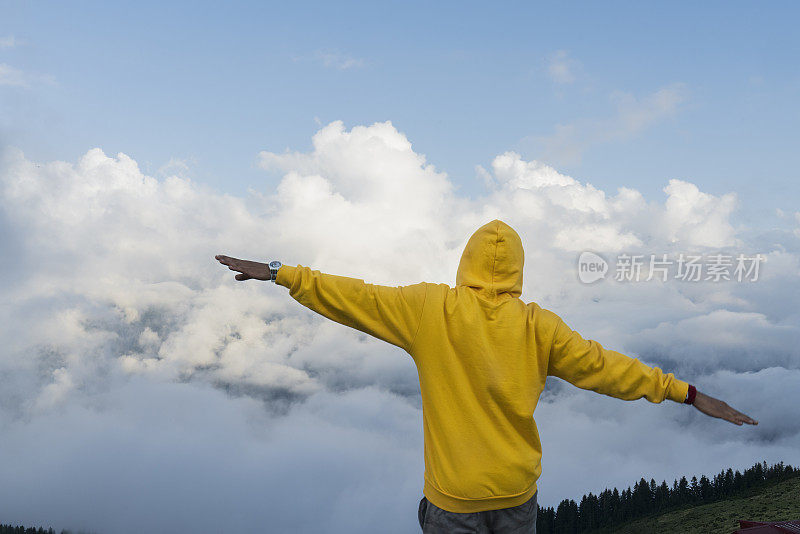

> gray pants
[417,491,537,533]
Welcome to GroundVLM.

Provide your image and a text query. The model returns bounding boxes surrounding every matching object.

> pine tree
[712,472,723,497]
[649,478,657,510]
[598,488,613,529]
[555,498,575,534]
[655,480,669,512]
[734,469,743,493]
[724,468,735,498]
[753,460,764,484]
[699,475,712,502]
[578,494,590,532]
[536,505,556,534]
[668,479,677,507]
[690,475,699,503]
[678,476,689,505]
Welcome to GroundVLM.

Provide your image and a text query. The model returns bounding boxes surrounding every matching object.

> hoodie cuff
[666,378,691,404]
[275,264,297,288]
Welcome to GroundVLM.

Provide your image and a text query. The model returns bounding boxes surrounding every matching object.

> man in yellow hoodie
[216,219,757,534]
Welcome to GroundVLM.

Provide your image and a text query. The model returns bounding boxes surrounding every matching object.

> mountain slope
[594,476,800,534]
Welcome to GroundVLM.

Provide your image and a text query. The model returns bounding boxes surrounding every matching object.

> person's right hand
[693,390,758,426]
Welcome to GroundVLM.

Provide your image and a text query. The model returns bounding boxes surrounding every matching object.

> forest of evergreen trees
[0,526,87,534]
[0,527,56,534]
[535,460,799,534]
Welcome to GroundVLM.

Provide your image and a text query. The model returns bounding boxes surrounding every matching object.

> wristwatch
[268,261,282,283]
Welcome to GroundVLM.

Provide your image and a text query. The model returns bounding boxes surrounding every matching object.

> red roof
[733,520,800,534]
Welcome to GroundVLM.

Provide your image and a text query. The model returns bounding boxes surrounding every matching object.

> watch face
[269,261,281,269]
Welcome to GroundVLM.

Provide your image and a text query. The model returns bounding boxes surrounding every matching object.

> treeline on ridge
[535,460,799,534]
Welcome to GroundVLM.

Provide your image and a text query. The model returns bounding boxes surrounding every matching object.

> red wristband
[684,384,697,405]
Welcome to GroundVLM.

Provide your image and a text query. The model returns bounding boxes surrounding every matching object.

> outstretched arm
[544,311,758,426]
[215,255,428,353]
[546,313,691,403]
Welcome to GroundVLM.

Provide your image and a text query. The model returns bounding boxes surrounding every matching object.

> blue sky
[3,1,799,218]
[2,3,800,533]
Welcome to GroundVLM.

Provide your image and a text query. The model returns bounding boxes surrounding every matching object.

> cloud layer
[526,83,688,167]
[1,121,798,533]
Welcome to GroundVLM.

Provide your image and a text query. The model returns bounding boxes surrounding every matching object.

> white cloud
[610,84,686,134]
[0,377,426,534]
[629,310,800,373]
[547,49,579,84]
[662,179,738,247]
[156,156,193,179]
[0,63,27,86]
[0,35,18,49]
[1,121,798,531]
[0,62,56,87]
[526,83,688,166]
[319,51,365,70]
[294,50,366,70]
[793,211,800,238]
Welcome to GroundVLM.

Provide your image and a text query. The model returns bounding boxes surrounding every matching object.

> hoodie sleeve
[275,264,428,353]
[546,313,689,403]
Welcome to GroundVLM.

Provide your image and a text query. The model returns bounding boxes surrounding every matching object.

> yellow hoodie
[275,219,690,513]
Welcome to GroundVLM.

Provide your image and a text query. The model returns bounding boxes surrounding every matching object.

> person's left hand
[215,255,270,281]
[692,390,758,426]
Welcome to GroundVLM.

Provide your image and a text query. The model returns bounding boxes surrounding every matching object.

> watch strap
[684,384,697,405]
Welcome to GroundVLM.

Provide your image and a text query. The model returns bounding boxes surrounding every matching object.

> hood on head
[456,219,524,300]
